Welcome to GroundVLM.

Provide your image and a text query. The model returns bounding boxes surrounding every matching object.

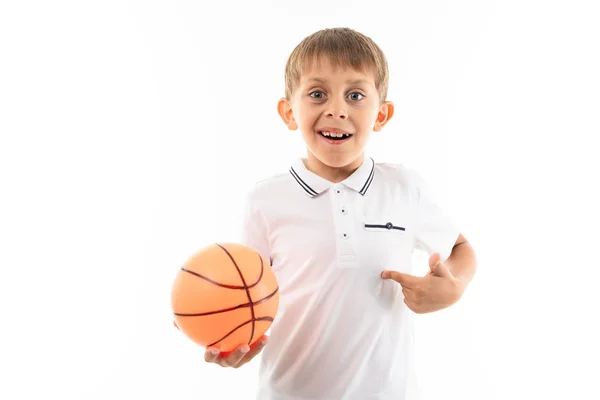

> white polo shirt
[240,156,460,400]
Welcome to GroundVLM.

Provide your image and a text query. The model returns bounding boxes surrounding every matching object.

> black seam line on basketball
[216,243,256,345]
[364,224,406,231]
[359,158,375,195]
[207,317,274,348]
[173,286,279,317]
[180,253,265,289]
[289,167,318,196]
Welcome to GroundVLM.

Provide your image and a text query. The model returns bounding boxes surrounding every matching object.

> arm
[444,233,477,289]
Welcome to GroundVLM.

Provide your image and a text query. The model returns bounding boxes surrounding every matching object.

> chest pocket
[358,213,413,272]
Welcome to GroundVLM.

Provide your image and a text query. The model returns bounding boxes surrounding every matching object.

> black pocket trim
[365,222,406,231]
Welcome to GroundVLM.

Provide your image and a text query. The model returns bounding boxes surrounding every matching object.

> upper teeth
[321,131,350,138]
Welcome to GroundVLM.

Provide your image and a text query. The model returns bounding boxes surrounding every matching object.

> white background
[1,1,599,399]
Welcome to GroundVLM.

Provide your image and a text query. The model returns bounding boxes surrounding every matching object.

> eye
[309,91,325,99]
[348,92,364,101]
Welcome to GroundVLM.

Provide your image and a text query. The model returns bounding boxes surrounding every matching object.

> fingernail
[260,339,268,345]
[209,348,219,355]
[240,346,250,354]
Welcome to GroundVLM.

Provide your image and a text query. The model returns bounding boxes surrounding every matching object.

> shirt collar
[289,156,375,198]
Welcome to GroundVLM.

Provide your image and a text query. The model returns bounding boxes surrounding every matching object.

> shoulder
[374,161,425,191]
[246,171,290,199]
[243,170,294,213]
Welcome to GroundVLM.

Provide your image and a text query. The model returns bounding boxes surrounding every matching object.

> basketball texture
[171,243,279,352]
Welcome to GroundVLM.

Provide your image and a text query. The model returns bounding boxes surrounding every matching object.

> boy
[204,27,477,399]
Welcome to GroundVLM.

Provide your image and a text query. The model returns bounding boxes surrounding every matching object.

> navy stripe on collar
[289,167,318,197]
[359,158,375,195]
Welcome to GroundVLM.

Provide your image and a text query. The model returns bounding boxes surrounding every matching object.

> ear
[373,101,394,132]
[277,98,297,130]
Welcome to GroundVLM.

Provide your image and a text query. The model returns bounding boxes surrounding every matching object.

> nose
[325,96,348,119]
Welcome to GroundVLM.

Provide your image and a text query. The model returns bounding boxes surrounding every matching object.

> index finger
[242,336,269,361]
[381,270,419,288]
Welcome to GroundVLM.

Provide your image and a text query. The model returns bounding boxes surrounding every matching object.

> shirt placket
[331,184,358,268]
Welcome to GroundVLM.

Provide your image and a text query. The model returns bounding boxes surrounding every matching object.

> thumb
[428,252,442,273]
[429,255,453,278]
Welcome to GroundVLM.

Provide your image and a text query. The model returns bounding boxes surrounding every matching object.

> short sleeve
[240,189,271,265]
[412,173,460,261]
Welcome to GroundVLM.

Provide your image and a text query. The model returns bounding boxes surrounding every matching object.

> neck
[304,153,364,183]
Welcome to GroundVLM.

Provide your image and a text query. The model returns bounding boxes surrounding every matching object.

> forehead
[298,56,376,86]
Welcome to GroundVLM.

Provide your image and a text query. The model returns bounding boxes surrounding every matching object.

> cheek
[364,107,380,124]
[296,108,319,128]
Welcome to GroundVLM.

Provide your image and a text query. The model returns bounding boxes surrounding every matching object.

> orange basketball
[171,242,279,353]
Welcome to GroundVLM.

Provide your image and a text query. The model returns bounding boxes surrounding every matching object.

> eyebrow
[306,78,371,86]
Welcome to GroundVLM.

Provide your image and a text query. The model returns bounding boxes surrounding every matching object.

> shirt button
[341,208,347,215]
[386,222,393,229]
[342,232,350,239]
[335,188,342,195]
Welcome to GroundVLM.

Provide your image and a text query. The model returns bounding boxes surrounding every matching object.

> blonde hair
[284,27,389,104]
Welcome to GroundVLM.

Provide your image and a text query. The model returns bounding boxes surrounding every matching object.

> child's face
[278,57,393,173]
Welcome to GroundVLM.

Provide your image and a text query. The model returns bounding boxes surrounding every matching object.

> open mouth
[317,131,353,141]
